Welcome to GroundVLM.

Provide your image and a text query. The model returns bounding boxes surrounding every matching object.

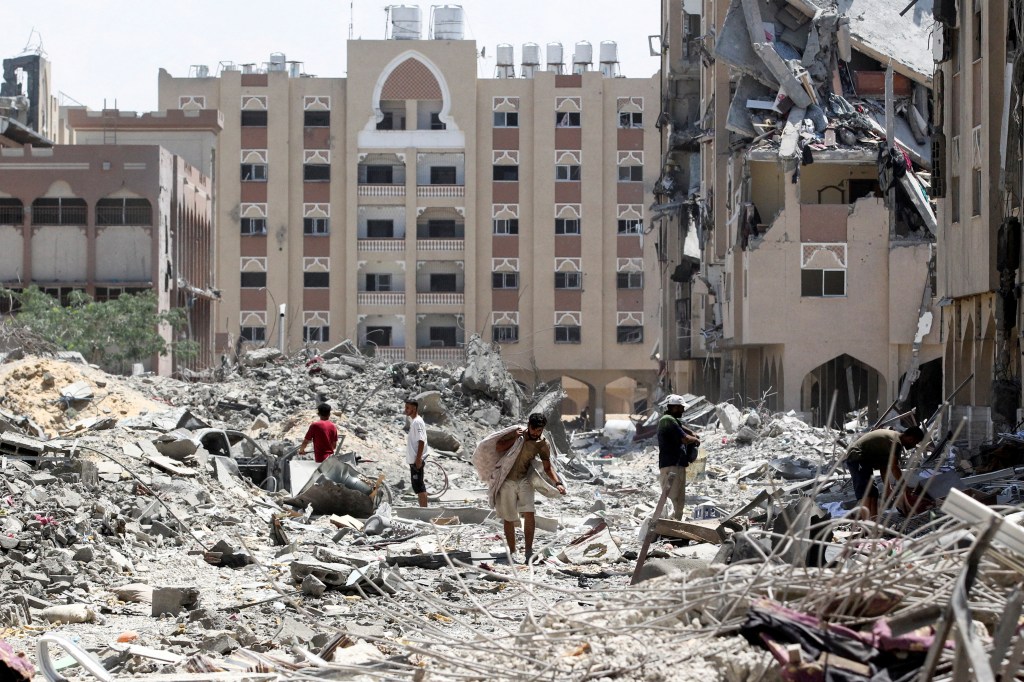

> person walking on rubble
[844,426,924,521]
[658,395,701,520]
[405,398,429,508]
[472,412,566,563]
[298,402,339,463]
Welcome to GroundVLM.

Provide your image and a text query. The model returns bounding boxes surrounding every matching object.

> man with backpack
[657,395,700,520]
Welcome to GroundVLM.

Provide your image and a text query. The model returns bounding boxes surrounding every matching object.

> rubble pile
[0,341,1022,680]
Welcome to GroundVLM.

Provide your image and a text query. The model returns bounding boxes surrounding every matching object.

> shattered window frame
[554,272,582,289]
[492,325,519,343]
[303,325,330,343]
[554,325,582,344]
[303,110,330,127]
[240,110,268,127]
[240,163,268,182]
[430,166,458,185]
[240,326,267,342]
[616,325,644,344]
[303,164,331,182]
[556,112,581,127]
[365,273,392,292]
[618,166,643,182]
[366,219,395,239]
[617,219,643,234]
[240,218,268,236]
[240,271,266,288]
[493,165,520,182]
[364,326,392,347]
[618,112,643,129]
[303,271,330,289]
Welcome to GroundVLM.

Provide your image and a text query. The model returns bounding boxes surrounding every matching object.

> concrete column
[592,382,606,428]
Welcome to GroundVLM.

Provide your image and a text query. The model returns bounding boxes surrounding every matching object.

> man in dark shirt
[298,403,339,463]
[657,395,700,520]
[845,426,924,520]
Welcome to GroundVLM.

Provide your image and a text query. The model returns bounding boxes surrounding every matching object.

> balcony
[417,239,463,252]
[358,185,405,197]
[416,347,466,365]
[374,346,407,362]
[417,185,464,198]
[416,292,464,305]
[357,292,405,306]
[357,238,405,252]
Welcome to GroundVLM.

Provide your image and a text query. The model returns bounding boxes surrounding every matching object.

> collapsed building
[656,0,942,427]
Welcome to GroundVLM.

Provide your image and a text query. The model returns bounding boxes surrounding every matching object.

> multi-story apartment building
[659,0,943,426]
[934,0,1024,443]
[156,7,662,424]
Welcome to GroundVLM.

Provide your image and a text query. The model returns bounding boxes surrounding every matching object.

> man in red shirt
[298,403,339,463]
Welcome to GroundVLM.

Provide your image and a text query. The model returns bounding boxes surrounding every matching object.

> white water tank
[521,42,540,78]
[546,42,564,74]
[495,43,515,78]
[389,5,422,40]
[572,41,592,74]
[599,41,620,77]
[268,53,286,72]
[195,65,209,78]
[432,5,465,40]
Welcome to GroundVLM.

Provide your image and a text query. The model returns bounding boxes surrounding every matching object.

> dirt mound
[0,356,166,437]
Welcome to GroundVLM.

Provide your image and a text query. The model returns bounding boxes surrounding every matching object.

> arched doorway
[900,357,943,424]
[802,354,884,428]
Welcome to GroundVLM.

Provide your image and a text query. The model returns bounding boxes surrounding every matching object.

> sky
[4,1,662,113]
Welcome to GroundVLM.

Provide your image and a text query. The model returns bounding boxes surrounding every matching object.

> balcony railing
[416,292,464,305]
[374,346,406,362]
[357,239,405,252]
[32,205,88,226]
[417,239,464,251]
[0,206,24,224]
[416,347,466,364]
[357,292,405,306]
[417,185,464,198]
[357,184,406,197]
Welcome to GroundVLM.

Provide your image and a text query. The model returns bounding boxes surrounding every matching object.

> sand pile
[0,356,165,437]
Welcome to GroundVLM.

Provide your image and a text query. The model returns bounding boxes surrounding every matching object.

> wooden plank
[652,518,723,544]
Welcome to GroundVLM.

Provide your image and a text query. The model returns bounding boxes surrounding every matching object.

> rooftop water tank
[572,41,593,74]
[389,5,422,40]
[268,53,287,72]
[521,42,540,79]
[546,42,564,74]
[432,5,465,40]
[495,43,515,79]
[599,41,620,77]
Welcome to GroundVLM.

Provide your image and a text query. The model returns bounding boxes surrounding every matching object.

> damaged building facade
[657,0,943,426]
[155,7,663,424]
[933,0,1024,443]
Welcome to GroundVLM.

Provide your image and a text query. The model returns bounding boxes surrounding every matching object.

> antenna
[21,28,45,57]
[348,1,354,39]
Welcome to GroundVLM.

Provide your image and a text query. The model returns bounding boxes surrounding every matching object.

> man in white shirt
[404,398,429,507]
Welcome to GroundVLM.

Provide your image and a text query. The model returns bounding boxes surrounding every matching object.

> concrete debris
[0,346,1020,680]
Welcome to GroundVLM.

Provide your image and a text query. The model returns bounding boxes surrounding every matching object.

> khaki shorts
[495,477,535,522]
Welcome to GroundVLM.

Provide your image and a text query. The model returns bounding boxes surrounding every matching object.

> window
[492,325,519,343]
[492,272,519,289]
[430,166,457,185]
[366,220,394,238]
[616,326,644,343]
[425,220,457,238]
[241,218,267,235]
[304,217,329,235]
[304,164,330,182]
[617,272,644,289]
[366,273,392,292]
[555,272,582,289]
[365,326,392,347]
[972,168,982,217]
[240,272,266,288]
[240,326,266,342]
[493,166,519,181]
[618,112,643,128]
[494,111,519,127]
[303,111,330,127]
[241,163,268,181]
[303,325,330,343]
[0,199,23,224]
[95,198,152,226]
[556,165,581,181]
[493,218,519,235]
[365,165,394,184]
[800,270,846,297]
[430,113,446,130]
[429,327,457,347]
[618,166,643,182]
[556,112,581,127]
[430,274,457,292]
[555,218,580,235]
[555,325,581,343]
[618,219,643,234]
[304,272,330,288]
[241,110,267,127]
[377,112,405,130]
[31,198,87,225]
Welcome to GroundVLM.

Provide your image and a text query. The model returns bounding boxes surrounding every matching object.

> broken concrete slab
[715,0,779,87]
[752,43,812,108]
[152,586,200,616]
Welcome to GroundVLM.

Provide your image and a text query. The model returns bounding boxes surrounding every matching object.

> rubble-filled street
[0,336,1021,681]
